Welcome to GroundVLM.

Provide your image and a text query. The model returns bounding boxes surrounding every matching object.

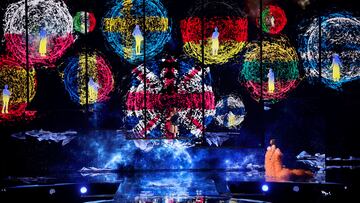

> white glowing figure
[267,68,275,94]
[330,53,342,82]
[300,14,360,86]
[39,26,47,57]
[88,78,100,102]
[215,95,246,129]
[1,85,11,114]
[132,25,144,55]
[211,27,219,56]
[270,16,275,28]
[226,111,237,128]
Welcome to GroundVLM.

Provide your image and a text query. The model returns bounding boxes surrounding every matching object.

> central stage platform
[0,169,357,203]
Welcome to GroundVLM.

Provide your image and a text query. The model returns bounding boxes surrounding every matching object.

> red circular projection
[73,11,97,34]
[0,56,37,122]
[3,0,75,66]
[180,2,248,64]
[258,5,287,34]
[241,37,300,103]
[62,51,114,105]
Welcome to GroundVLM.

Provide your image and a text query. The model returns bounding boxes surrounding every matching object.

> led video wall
[0,0,359,148]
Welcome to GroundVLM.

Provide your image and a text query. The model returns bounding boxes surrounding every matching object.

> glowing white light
[80,186,87,194]
[261,184,269,192]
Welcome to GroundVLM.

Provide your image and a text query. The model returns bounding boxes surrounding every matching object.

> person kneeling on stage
[265,139,313,181]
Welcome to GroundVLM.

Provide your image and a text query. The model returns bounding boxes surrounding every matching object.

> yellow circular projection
[0,57,36,116]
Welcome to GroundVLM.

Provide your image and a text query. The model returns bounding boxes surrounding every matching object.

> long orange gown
[265,145,313,181]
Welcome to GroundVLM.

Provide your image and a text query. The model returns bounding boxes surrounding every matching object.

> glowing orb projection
[258,5,287,34]
[241,37,300,103]
[103,0,171,64]
[73,11,96,34]
[62,51,114,105]
[299,13,360,88]
[126,57,215,139]
[180,2,248,65]
[215,95,246,129]
[3,0,74,66]
[0,57,36,118]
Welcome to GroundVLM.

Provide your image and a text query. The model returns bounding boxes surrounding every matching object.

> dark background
[0,0,359,175]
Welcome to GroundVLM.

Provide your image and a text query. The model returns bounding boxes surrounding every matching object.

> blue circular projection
[62,51,114,105]
[299,12,360,89]
[215,95,246,129]
[102,0,171,64]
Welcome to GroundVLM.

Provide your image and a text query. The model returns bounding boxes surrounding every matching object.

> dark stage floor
[0,130,358,202]
[0,169,358,203]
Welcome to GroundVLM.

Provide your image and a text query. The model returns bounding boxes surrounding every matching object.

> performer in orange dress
[265,139,313,181]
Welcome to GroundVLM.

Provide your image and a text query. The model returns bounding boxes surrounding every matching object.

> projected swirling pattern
[181,2,247,65]
[215,95,246,129]
[63,51,114,105]
[299,13,360,88]
[3,0,74,66]
[126,57,215,139]
[103,0,171,64]
[73,11,96,34]
[76,131,263,171]
[241,37,300,102]
[0,57,36,117]
[258,5,287,34]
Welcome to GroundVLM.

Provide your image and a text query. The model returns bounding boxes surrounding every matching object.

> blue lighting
[80,186,87,194]
[261,184,269,192]
[103,0,171,64]
[293,185,300,192]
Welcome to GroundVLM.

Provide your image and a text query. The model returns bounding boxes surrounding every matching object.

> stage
[0,129,357,202]
[1,0,359,202]
[0,169,357,202]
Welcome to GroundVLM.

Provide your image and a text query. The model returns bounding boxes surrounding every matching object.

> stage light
[80,186,87,194]
[293,185,300,192]
[261,184,269,192]
[49,188,56,195]
[321,190,331,197]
